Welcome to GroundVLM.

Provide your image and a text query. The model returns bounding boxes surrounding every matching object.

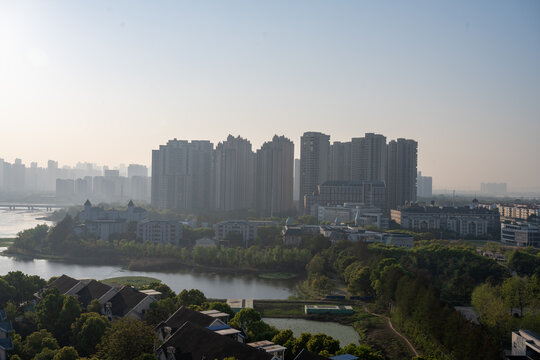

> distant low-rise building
[214,220,278,247]
[305,181,386,215]
[501,222,540,248]
[315,203,388,229]
[498,204,539,221]
[391,202,499,237]
[80,200,148,223]
[137,220,184,245]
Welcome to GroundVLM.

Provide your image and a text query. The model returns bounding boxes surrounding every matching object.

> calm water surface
[263,317,360,346]
[0,208,54,238]
[0,209,297,299]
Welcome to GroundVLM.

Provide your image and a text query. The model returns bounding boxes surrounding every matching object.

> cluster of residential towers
[151,132,418,215]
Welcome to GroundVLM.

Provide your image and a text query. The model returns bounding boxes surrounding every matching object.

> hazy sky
[1,1,539,191]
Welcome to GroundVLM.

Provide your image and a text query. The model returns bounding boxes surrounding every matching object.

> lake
[263,317,360,346]
[0,208,55,238]
[0,208,298,299]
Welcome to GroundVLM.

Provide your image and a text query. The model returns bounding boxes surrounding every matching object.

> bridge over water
[0,204,68,211]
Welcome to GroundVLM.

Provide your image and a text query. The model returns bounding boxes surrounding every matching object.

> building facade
[391,204,500,237]
[137,220,184,245]
[304,181,386,215]
[214,220,278,247]
[501,222,540,248]
[151,139,213,211]
[211,135,255,211]
[387,138,418,210]
[255,135,294,216]
[299,132,330,210]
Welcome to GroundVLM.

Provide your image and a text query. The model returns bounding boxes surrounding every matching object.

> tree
[71,312,110,356]
[2,271,46,304]
[347,266,374,297]
[508,250,540,276]
[336,344,384,360]
[56,295,82,344]
[143,281,175,299]
[87,299,102,313]
[33,348,58,360]
[306,333,340,355]
[501,276,529,317]
[36,288,64,333]
[22,329,59,359]
[177,289,206,307]
[205,301,235,317]
[0,278,15,305]
[230,308,261,329]
[5,300,18,320]
[53,347,79,360]
[143,298,177,325]
[97,318,156,360]
[306,254,326,274]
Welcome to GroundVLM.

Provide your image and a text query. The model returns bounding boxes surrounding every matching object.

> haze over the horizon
[1,1,539,191]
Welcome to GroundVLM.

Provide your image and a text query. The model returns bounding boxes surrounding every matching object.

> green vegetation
[0,238,15,246]
[471,275,540,346]
[101,276,161,287]
[259,272,298,280]
[254,301,305,317]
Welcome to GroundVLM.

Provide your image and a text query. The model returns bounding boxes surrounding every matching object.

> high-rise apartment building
[211,135,255,211]
[293,158,300,202]
[330,141,352,181]
[351,133,387,182]
[299,132,330,209]
[128,164,148,178]
[387,139,418,209]
[417,171,433,198]
[255,135,294,216]
[151,139,213,211]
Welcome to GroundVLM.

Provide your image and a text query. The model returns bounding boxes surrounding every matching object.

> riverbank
[254,299,416,360]
[1,247,306,279]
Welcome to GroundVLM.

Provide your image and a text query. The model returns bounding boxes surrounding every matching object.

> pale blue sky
[0,1,539,191]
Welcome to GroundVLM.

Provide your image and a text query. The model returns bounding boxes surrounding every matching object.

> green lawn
[258,272,298,280]
[254,301,305,317]
[101,276,160,288]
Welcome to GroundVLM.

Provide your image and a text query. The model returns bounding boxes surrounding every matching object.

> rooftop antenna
[453,190,455,207]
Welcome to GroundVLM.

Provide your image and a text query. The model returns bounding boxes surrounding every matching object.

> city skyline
[1,1,539,191]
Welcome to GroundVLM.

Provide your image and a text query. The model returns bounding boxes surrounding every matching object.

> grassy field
[101,276,160,287]
[258,272,298,280]
[255,301,306,317]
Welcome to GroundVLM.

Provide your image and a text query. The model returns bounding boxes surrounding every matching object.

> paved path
[362,305,419,357]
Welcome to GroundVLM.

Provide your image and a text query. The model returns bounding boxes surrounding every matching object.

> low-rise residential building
[137,220,184,245]
[506,329,540,359]
[282,222,413,248]
[501,222,540,248]
[391,202,500,237]
[248,341,286,360]
[80,199,148,223]
[214,220,278,247]
[304,181,386,215]
[0,313,13,360]
[498,204,539,221]
[156,321,275,360]
[155,306,243,343]
[315,203,388,229]
[45,275,159,321]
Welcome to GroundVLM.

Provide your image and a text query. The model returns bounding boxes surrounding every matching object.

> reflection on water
[0,249,297,299]
[263,317,360,346]
[0,209,54,238]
